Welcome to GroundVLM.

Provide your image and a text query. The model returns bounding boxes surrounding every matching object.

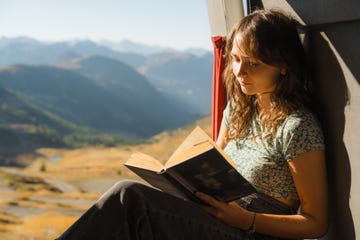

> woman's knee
[96,179,147,206]
[112,179,144,192]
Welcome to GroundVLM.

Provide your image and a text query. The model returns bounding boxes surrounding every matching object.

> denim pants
[57,180,296,240]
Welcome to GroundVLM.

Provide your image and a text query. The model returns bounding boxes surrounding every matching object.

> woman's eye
[248,61,258,67]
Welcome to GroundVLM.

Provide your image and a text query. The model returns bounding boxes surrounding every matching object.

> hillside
[0,85,138,166]
[0,87,69,165]
[0,64,197,137]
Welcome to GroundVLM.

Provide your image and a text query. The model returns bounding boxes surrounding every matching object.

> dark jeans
[57,180,296,240]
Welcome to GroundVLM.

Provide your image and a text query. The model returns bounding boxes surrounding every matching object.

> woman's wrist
[239,209,257,231]
[246,212,257,234]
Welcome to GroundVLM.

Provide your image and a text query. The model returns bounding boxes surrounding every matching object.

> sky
[0,0,212,50]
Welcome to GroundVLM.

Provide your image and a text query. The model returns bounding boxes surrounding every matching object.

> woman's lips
[239,81,251,86]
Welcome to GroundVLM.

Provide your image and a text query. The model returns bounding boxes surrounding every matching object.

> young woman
[57,9,328,240]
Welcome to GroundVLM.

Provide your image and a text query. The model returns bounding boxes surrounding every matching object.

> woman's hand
[195,192,253,229]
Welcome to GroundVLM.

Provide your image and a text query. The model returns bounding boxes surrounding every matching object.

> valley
[0,116,211,240]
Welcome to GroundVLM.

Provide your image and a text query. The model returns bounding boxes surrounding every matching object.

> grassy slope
[0,116,211,239]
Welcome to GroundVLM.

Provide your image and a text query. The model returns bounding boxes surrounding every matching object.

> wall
[261,2,360,238]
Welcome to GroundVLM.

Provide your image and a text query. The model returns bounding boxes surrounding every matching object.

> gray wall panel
[263,0,360,25]
[265,1,360,239]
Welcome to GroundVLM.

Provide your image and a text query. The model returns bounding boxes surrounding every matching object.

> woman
[57,9,328,240]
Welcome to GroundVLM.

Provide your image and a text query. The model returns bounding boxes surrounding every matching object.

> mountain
[0,37,211,68]
[71,55,193,111]
[0,37,147,68]
[68,41,147,68]
[65,55,199,129]
[97,39,211,57]
[0,38,213,114]
[0,63,197,140]
[139,52,213,113]
[98,39,176,56]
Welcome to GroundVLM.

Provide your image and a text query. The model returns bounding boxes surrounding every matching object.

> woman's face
[231,34,282,96]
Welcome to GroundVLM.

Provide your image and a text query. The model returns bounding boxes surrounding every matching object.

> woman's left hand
[195,192,252,229]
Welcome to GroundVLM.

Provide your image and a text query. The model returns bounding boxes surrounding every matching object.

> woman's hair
[223,9,310,141]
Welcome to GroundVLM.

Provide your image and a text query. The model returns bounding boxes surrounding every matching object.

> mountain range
[0,37,213,165]
[0,37,213,112]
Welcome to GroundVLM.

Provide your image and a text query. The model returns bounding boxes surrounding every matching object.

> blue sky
[0,0,212,50]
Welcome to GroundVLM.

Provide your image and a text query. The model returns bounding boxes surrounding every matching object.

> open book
[124,126,256,204]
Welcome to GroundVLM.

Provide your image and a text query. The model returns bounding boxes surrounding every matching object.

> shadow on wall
[304,29,355,239]
[256,0,359,238]
[286,0,360,85]
[325,21,360,85]
[283,1,359,238]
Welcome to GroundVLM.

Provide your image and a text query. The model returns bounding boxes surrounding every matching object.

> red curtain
[211,36,227,141]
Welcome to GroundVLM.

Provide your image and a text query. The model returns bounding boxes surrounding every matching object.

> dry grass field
[0,116,211,240]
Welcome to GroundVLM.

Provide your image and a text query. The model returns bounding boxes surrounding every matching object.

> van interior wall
[261,1,360,239]
[304,26,355,240]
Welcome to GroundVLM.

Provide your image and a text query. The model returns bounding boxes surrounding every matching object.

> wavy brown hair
[223,9,310,141]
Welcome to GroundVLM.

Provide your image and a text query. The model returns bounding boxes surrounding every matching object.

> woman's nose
[234,61,246,77]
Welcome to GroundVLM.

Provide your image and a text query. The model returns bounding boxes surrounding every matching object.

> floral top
[223,103,325,200]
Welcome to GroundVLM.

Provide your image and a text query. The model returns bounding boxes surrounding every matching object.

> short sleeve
[223,102,230,129]
[282,112,325,162]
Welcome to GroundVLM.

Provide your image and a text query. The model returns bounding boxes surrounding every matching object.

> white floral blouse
[223,103,325,201]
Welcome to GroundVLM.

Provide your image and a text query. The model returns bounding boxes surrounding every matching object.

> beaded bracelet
[246,212,256,234]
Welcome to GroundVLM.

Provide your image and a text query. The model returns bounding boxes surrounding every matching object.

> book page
[165,140,213,168]
[166,126,211,167]
[125,152,164,173]
[166,126,237,169]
